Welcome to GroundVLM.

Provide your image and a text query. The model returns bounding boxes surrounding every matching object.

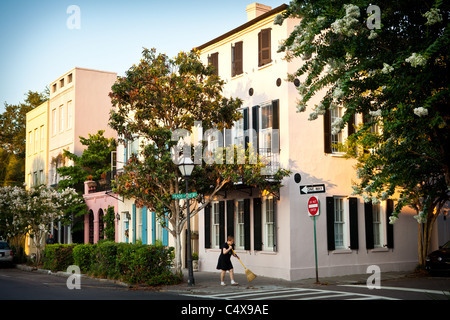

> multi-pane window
[262,196,275,251]
[211,201,220,248]
[334,197,345,249]
[52,109,57,135]
[372,203,383,248]
[34,128,38,154]
[235,200,245,249]
[67,101,73,129]
[331,106,343,153]
[28,131,33,154]
[40,126,45,151]
[59,105,64,132]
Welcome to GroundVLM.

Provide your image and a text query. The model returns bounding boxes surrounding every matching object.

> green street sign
[172,192,198,200]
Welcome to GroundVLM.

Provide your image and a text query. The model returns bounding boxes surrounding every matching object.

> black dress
[216,243,234,271]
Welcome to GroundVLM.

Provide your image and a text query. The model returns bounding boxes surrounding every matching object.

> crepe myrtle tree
[0,185,82,264]
[277,0,449,265]
[109,48,290,273]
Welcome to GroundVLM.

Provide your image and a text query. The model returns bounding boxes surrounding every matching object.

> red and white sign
[307,196,320,216]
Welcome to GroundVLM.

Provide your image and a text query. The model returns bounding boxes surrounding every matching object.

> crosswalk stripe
[210,288,294,299]
[183,287,400,300]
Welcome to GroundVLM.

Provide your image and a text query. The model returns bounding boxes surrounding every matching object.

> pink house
[83,180,119,243]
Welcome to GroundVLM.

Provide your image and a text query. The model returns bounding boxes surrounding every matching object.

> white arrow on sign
[300,184,326,195]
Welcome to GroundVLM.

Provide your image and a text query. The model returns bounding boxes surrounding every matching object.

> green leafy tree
[109,48,290,272]
[278,0,449,265]
[57,130,117,191]
[56,130,116,241]
[0,89,48,186]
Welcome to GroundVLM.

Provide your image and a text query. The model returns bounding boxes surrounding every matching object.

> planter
[193,260,198,272]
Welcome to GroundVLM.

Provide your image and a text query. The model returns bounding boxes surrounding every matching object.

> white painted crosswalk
[187,287,399,300]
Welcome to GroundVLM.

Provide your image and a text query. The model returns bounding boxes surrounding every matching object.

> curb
[15,264,131,288]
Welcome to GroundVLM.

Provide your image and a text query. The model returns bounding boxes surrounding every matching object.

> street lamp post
[177,157,196,286]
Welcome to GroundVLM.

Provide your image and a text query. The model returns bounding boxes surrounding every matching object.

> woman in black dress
[216,236,239,286]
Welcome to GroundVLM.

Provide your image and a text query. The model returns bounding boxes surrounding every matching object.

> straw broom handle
[229,246,246,269]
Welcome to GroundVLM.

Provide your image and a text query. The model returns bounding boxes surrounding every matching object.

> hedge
[42,241,181,286]
[42,244,76,272]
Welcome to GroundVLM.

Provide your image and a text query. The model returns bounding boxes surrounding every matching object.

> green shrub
[43,241,181,286]
[92,241,118,278]
[42,244,76,272]
[73,244,95,273]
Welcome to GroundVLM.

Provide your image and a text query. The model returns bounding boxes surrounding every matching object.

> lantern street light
[177,157,196,286]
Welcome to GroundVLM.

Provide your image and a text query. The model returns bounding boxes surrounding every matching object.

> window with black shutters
[231,41,243,77]
[208,52,219,76]
[258,28,272,67]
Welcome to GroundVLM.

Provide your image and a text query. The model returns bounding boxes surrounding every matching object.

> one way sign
[299,184,326,195]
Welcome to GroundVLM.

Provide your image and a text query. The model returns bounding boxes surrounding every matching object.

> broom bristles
[245,268,257,282]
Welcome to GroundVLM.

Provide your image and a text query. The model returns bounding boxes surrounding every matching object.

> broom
[230,247,257,282]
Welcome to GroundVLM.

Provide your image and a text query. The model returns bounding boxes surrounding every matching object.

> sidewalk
[160,269,414,295]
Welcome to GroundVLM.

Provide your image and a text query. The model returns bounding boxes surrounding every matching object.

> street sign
[307,196,320,216]
[300,184,326,195]
[172,192,198,200]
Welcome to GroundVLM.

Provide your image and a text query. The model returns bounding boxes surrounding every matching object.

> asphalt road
[0,266,192,300]
[1,266,449,318]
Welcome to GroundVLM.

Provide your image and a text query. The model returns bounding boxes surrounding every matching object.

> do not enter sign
[307,196,320,216]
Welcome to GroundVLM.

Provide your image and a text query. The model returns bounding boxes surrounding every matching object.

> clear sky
[0,0,287,113]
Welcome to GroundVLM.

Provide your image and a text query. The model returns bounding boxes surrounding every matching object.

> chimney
[246,3,272,21]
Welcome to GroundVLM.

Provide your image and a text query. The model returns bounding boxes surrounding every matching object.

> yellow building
[25,100,49,189]
[24,100,49,255]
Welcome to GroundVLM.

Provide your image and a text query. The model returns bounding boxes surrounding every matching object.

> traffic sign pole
[313,215,319,284]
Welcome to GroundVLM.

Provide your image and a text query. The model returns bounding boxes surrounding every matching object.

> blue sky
[0,0,286,113]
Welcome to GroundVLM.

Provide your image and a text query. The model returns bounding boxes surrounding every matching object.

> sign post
[307,196,320,284]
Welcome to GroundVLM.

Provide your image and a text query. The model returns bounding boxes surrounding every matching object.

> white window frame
[262,196,275,251]
[52,109,57,135]
[67,101,73,129]
[334,197,349,249]
[372,203,385,248]
[235,199,245,250]
[211,201,220,249]
[331,106,344,154]
[59,105,64,132]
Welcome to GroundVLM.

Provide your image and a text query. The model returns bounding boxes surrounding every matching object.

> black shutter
[386,199,394,249]
[364,202,374,250]
[232,41,243,77]
[236,41,243,75]
[244,199,251,250]
[226,200,234,238]
[324,109,332,153]
[273,199,278,252]
[258,28,271,66]
[272,99,280,153]
[209,52,219,76]
[243,107,249,151]
[204,204,211,248]
[252,105,259,151]
[347,113,356,136]
[349,197,359,250]
[219,201,225,245]
[253,198,262,251]
[326,197,335,251]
